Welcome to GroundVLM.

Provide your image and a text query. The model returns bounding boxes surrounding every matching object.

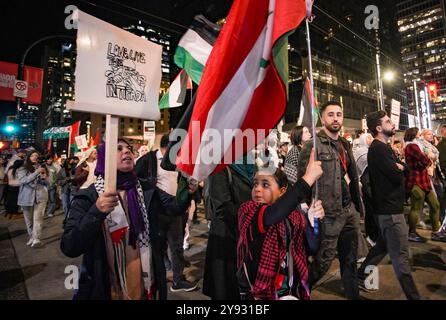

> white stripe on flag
[297,100,305,125]
[178,29,214,66]
[189,26,269,179]
[169,72,183,107]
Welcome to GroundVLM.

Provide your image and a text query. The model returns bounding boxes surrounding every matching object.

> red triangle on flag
[69,121,81,146]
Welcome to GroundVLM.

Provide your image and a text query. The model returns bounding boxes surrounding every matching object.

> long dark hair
[11,159,24,178]
[290,126,305,147]
[404,127,419,142]
[24,151,40,173]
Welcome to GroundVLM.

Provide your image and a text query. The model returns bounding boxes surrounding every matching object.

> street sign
[391,99,401,130]
[13,80,28,98]
[143,120,156,142]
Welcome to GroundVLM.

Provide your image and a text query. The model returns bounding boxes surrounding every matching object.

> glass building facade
[396,0,446,124]
[284,0,410,131]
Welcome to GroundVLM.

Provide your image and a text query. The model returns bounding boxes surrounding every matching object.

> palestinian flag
[297,77,318,127]
[159,70,193,109]
[69,121,81,153]
[89,128,100,148]
[174,15,220,85]
[176,0,309,181]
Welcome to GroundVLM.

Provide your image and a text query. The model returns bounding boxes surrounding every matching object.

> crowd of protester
[2,101,446,300]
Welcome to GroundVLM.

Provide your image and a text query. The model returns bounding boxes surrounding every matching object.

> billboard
[0,61,44,104]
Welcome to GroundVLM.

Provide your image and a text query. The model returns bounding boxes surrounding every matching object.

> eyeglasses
[117,144,134,153]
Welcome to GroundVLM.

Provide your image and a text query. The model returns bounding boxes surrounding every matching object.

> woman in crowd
[237,150,323,300]
[420,129,446,223]
[404,128,445,243]
[284,126,312,184]
[17,151,49,248]
[5,159,24,220]
[61,139,194,300]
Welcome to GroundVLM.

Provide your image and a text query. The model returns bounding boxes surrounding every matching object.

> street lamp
[383,71,395,82]
[378,69,395,112]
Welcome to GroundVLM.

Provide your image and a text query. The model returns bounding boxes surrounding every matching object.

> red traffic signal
[428,83,438,100]
[0,141,9,149]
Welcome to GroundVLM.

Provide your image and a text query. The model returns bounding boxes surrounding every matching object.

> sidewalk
[0,207,445,300]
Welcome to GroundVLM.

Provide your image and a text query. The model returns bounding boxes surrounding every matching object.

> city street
[1,0,446,306]
[1,205,445,300]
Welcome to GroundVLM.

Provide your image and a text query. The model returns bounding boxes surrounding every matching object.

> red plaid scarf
[237,201,310,300]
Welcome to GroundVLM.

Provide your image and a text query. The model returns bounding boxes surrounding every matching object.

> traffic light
[428,83,438,101]
[3,125,17,134]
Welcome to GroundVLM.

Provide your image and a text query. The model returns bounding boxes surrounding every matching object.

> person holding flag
[237,149,323,300]
[297,101,363,300]
[174,0,310,181]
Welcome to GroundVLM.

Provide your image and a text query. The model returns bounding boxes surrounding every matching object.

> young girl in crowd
[17,151,49,248]
[237,150,324,300]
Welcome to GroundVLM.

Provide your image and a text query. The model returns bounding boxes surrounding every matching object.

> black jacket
[367,139,406,215]
[135,150,158,189]
[60,183,185,300]
[134,150,188,217]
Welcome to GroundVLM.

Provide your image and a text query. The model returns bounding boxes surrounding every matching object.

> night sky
[0,0,231,124]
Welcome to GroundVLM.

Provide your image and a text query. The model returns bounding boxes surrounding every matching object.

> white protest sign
[70,10,162,120]
[75,134,88,149]
[69,10,163,192]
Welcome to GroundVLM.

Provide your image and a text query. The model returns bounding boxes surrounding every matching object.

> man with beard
[357,111,420,300]
[297,101,362,299]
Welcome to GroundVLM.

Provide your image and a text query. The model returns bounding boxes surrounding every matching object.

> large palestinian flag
[176,0,309,181]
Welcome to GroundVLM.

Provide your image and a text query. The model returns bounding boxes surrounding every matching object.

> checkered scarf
[95,175,155,299]
[284,146,300,184]
[237,201,310,300]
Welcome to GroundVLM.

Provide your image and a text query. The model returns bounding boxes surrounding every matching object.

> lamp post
[376,52,385,111]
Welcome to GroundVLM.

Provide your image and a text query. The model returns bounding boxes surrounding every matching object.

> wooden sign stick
[104,114,119,192]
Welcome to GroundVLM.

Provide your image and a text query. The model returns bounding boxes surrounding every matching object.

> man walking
[357,110,420,300]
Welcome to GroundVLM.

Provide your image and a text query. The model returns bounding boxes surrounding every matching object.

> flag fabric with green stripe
[176,0,310,184]
[174,15,220,85]
[159,69,192,109]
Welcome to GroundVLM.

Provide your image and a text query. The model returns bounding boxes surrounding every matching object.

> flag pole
[67,125,71,158]
[305,17,319,235]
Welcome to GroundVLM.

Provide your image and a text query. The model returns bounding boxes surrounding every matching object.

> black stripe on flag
[189,15,221,47]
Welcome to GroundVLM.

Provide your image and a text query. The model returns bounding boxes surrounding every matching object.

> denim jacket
[17,167,49,206]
